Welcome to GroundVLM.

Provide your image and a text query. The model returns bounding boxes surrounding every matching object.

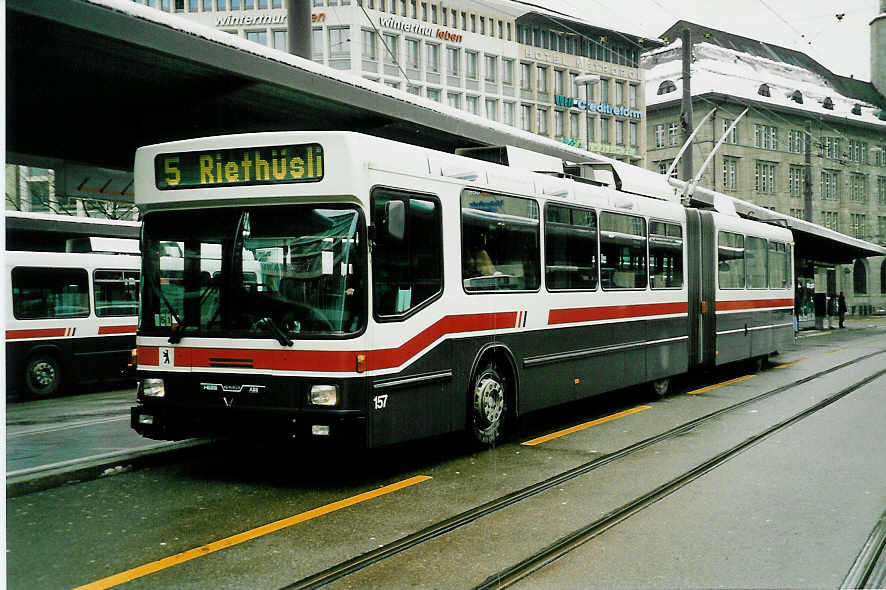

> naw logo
[554,95,643,120]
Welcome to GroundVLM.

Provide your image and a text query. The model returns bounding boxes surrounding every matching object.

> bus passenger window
[371,189,442,318]
[94,270,140,316]
[718,231,745,289]
[544,204,597,291]
[599,212,647,290]
[649,221,683,289]
[12,267,90,319]
[746,236,768,289]
[768,241,789,289]
[461,189,540,292]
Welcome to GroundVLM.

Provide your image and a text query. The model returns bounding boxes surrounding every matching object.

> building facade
[644,20,886,317]
[129,0,655,166]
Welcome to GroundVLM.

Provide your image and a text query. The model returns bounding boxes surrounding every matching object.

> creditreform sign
[554,95,642,120]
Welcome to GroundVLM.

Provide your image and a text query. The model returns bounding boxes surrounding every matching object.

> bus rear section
[6,250,139,397]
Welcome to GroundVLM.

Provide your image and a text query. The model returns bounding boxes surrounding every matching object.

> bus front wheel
[24,354,61,398]
[470,359,508,446]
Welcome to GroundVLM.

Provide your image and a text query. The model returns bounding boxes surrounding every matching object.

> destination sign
[155,143,324,190]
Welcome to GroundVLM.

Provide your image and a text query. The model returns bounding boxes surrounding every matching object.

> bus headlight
[141,378,166,398]
[310,384,338,406]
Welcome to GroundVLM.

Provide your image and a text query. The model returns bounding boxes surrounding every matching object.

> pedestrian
[838,292,847,328]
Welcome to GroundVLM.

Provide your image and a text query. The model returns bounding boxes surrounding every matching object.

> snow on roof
[489,0,661,42]
[644,41,886,128]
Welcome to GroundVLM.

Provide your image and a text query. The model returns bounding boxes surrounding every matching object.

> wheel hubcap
[476,376,504,425]
[33,362,55,387]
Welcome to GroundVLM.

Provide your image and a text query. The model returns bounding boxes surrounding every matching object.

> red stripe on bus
[98,325,138,335]
[548,302,689,325]
[6,328,68,340]
[136,311,519,372]
[715,298,794,311]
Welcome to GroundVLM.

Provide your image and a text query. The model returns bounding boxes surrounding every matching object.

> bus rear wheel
[470,359,508,446]
[24,354,61,398]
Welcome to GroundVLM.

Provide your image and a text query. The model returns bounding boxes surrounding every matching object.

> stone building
[644,18,886,317]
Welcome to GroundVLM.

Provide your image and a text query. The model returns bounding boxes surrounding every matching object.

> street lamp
[575,74,600,152]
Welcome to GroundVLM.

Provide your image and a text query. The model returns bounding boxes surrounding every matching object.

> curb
[6,439,210,498]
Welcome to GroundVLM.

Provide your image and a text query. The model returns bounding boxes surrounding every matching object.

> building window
[537,107,549,135]
[878,177,886,205]
[521,104,532,131]
[628,84,638,109]
[615,120,624,145]
[312,27,324,60]
[486,98,498,121]
[503,102,515,126]
[520,62,531,90]
[553,69,564,95]
[600,117,610,144]
[654,124,665,148]
[790,208,805,219]
[821,170,840,200]
[658,160,676,178]
[629,122,638,147]
[822,136,842,160]
[484,55,497,82]
[383,33,399,64]
[755,161,776,193]
[272,30,287,50]
[425,42,439,72]
[599,78,609,103]
[447,92,461,109]
[466,51,478,79]
[788,166,805,198]
[362,29,377,61]
[406,38,421,70]
[615,81,624,105]
[822,211,839,231]
[850,213,868,239]
[753,124,778,150]
[722,119,738,144]
[465,95,479,114]
[502,59,514,85]
[667,122,678,146]
[848,140,869,164]
[788,129,805,154]
[536,65,547,93]
[569,112,579,138]
[722,158,737,191]
[426,87,441,101]
[246,30,268,46]
[328,27,351,57]
[447,46,460,76]
[850,173,868,202]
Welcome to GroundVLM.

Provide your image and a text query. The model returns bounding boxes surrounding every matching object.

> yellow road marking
[74,475,432,590]
[687,374,754,395]
[828,346,849,353]
[774,358,808,369]
[522,406,651,447]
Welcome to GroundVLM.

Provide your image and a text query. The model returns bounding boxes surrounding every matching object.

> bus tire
[469,358,509,446]
[650,377,671,398]
[24,353,62,398]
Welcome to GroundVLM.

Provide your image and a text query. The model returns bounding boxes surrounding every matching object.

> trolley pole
[287,0,312,59]
[681,28,694,181]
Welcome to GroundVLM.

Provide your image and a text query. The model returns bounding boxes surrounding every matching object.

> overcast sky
[528,0,880,81]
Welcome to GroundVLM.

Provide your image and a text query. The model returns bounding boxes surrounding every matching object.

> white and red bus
[6,242,140,397]
[130,131,793,447]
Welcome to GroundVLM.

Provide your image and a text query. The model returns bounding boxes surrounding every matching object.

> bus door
[686,209,716,370]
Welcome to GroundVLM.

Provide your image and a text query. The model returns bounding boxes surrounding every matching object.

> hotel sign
[522,47,640,81]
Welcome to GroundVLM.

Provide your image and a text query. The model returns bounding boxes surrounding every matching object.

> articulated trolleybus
[131,131,793,447]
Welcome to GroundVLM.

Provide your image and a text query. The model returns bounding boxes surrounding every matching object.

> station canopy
[7,0,884,263]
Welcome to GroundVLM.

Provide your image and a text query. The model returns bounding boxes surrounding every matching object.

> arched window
[758,83,770,97]
[790,90,803,104]
[822,97,834,110]
[657,80,676,95]
[853,259,867,294]
[880,260,886,294]
[852,103,862,116]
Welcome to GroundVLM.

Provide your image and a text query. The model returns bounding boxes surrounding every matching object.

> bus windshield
[140,205,365,340]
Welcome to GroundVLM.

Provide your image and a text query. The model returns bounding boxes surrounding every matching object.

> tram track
[282,348,886,590]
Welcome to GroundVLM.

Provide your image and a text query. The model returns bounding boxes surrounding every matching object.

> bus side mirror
[385,200,405,241]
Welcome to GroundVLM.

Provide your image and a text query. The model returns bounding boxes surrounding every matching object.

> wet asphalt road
[6,319,886,589]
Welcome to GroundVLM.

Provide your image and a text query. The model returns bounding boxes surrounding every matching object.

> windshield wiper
[256,317,293,347]
[168,320,190,344]
[144,274,184,344]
